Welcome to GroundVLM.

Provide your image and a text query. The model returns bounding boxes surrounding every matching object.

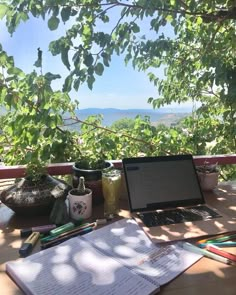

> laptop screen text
[123,156,204,212]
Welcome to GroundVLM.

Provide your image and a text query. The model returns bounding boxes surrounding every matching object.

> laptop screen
[122,155,205,212]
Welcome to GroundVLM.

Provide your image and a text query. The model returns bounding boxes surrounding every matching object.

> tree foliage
[0,1,235,106]
[0,1,235,178]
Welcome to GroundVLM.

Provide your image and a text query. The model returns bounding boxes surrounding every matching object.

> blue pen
[197,241,236,248]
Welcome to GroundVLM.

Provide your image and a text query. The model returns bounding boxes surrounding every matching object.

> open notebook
[6,219,202,295]
[122,154,236,243]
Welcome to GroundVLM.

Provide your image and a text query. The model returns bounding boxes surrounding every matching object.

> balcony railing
[0,154,236,180]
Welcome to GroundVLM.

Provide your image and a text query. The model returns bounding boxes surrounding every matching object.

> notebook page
[6,237,158,295]
[83,218,202,285]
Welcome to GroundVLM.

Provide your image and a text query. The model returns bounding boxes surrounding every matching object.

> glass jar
[102,169,121,218]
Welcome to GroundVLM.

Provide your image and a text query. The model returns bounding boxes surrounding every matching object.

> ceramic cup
[67,189,92,220]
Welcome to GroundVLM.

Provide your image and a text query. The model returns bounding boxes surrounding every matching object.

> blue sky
[0,14,192,110]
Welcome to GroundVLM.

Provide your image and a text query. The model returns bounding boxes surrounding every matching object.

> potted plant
[0,162,71,216]
[68,176,92,220]
[72,156,113,206]
[196,162,219,191]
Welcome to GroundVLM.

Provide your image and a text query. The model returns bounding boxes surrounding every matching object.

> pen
[41,226,94,250]
[197,232,236,245]
[182,242,234,265]
[20,224,57,238]
[49,218,84,237]
[206,233,236,244]
[206,244,236,263]
[197,241,236,248]
[19,232,40,257]
[41,222,96,243]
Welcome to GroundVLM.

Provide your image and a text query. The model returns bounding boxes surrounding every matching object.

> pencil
[182,242,234,265]
[206,244,236,263]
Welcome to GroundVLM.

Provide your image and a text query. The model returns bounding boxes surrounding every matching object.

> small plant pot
[67,189,92,220]
[197,172,219,191]
[72,161,113,206]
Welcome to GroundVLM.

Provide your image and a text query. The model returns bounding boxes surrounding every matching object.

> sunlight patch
[111,227,125,236]
[74,249,119,285]
[114,245,137,257]
[11,261,42,282]
[52,264,77,283]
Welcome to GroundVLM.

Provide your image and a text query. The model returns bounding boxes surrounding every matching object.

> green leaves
[61,7,71,23]
[0,4,8,19]
[0,0,235,179]
[48,16,60,31]
[95,63,104,76]
[84,54,94,67]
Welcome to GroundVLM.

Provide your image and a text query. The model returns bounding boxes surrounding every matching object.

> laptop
[122,154,235,243]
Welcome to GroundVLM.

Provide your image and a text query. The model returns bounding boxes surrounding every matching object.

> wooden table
[1,181,236,295]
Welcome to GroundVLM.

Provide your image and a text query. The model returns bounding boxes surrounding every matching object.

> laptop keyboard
[137,205,222,227]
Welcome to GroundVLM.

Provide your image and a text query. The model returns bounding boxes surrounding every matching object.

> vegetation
[0,1,235,179]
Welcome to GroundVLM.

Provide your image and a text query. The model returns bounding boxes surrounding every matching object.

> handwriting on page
[83,218,201,286]
[6,237,157,295]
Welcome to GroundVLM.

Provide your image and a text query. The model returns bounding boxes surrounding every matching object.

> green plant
[0,48,78,177]
[25,162,47,183]
[196,162,219,174]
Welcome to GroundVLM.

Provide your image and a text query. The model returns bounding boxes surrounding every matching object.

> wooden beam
[0,155,235,180]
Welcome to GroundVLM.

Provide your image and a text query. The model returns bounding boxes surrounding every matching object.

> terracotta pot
[197,172,219,191]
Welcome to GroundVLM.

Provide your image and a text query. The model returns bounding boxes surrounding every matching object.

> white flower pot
[197,172,219,191]
[67,189,92,220]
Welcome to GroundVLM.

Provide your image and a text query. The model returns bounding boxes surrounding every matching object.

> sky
[0,11,192,110]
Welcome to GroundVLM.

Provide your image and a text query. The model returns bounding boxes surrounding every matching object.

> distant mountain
[75,108,191,127]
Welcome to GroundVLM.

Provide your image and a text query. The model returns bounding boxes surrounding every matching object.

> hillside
[75,108,191,127]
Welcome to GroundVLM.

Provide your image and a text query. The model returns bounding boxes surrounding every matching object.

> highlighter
[49,218,84,237]
[20,224,57,238]
[19,232,40,257]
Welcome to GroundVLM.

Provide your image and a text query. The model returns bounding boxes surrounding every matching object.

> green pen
[49,218,84,237]
[206,233,236,244]
[41,222,91,243]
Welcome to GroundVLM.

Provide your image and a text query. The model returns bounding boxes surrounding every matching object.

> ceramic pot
[197,172,219,191]
[0,175,71,216]
[67,188,92,220]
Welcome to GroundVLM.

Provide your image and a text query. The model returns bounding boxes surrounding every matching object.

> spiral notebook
[6,219,201,295]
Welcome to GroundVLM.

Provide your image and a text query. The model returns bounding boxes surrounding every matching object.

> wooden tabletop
[1,181,236,295]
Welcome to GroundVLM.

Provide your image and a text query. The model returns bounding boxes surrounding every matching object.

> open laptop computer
[122,154,235,243]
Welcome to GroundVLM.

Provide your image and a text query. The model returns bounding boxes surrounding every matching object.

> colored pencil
[206,244,236,263]
[182,242,234,265]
